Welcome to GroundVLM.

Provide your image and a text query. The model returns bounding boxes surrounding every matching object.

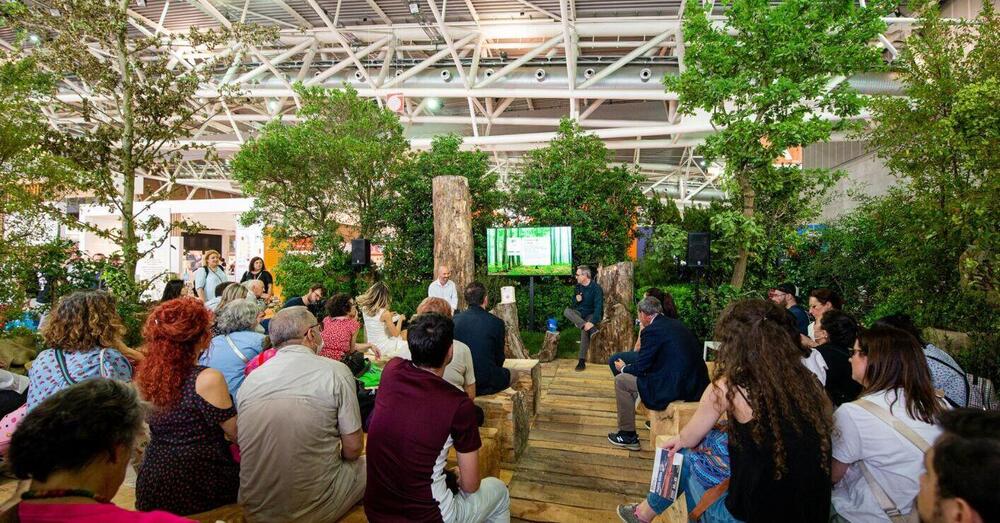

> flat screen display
[486,226,573,276]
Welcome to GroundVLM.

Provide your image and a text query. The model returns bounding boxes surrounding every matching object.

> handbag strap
[688,478,729,521]
[54,350,76,385]
[925,354,971,407]
[852,399,929,523]
[224,336,250,364]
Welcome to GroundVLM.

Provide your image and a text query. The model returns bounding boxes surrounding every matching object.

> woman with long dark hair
[134,298,239,516]
[239,256,272,299]
[618,300,833,522]
[830,326,946,522]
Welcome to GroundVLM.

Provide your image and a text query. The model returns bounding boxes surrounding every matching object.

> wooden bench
[474,388,529,463]
[447,426,501,479]
[188,504,246,523]
[503,358,540,417]
[646,401,700,448]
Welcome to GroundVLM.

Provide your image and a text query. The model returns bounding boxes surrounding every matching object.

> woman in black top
[619,299,833,523]
[239,257,273,298]
[814,309,862,406]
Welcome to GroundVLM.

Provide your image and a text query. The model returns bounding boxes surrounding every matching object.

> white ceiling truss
[11,0,928,204]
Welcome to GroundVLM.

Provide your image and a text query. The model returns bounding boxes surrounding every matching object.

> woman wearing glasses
[830,325,946,522]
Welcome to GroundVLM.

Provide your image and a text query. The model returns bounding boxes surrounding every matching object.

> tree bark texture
[587,262,635,364]
[432,176,475,309]
[537,331,560,363]
[730,175,756,289]
[491,302,529,359]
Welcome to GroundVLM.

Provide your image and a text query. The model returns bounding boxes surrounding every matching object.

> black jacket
[453,305,509,396]
[623,315,708,410]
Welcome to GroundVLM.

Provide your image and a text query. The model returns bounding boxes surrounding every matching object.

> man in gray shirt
[237,306,366,522]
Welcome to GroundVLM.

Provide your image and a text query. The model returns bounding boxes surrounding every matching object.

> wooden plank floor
[508,358,656,522]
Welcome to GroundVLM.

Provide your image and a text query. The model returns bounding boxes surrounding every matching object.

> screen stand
[528,276,536,331]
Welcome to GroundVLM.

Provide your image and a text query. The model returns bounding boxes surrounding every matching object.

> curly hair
[135,298,213,409]
[416,297,453,318]
[325,293,354,318]
[713,299,834,478]
[41,291,126,352]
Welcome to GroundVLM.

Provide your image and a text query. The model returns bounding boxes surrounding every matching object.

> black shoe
[575,360,586,372]
[608,431,641,451]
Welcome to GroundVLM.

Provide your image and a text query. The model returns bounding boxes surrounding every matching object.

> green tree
[5,0,275,285]
[865,0,1000,307]
[232,84,410,247]
[509,119,648,266]
[376,134,501,296]
[665,0,889,288]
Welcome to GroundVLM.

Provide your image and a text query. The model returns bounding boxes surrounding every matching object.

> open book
[649,448,684,501]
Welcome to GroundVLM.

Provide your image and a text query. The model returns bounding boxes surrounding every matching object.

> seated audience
[241,279,265,302]
[283,283,325,319]
[365,313,510,522]
[204,281,235,312]
[199,300,267,399]
[239,256,273,298]
[0,370,27,419]
[210,283,247,316]
[830,325,946,522]
[416,297,476,399]
[618,299,833,523]
[454,282,511,396]
[5,379,189,522]
[194,250,229,302]
[135,298,239,516]
[321,293,374,362]
[160,279,185,303]
[608,287,678,376]
[875,313,969,408]
[770,282,809,336]
[917,409,1000,523]
[237,306,365,522]
[357,282,408,360]
[807,288,843,342]
[816,310,863,406]
[608,296,708,450]
[781,306,827,385]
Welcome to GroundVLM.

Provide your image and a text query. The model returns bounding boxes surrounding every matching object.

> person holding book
[617,299,833,523]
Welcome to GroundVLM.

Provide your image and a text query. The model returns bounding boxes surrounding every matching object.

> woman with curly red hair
[134,297,239,517]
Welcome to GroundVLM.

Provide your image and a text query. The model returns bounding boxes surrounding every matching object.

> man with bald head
[428,264,458,312]
[237,306,366,522]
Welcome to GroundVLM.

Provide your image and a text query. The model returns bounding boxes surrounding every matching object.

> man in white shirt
[427,265,458,312]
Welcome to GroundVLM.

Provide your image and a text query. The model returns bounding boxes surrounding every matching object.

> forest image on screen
[486,226,573,276]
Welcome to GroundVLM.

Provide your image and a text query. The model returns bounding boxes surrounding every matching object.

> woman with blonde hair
[213,283,249,315]
[194,249,229,302]
[357,281,408,360]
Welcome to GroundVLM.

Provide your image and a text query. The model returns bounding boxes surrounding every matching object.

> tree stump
[490,302,528,359]
[474,388,529,463]
[587,262,635,364]
[537,331,559,362]
[504,359,541,417]
[432,176,475,310]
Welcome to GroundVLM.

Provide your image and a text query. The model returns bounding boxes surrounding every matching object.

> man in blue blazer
[608,296,709,450]
[453,281,511,396]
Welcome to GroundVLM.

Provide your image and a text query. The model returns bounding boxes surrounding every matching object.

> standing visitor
[453,282,511,396]
[239,257,273,299]
[194,250,229,302]
[427,264,458,312]
[830,325,946,522]
[237,307,366,522]
[365,313,510,522]
[283,284,325,319]
[357,282,408,360]
[617,299,833,523]
[5,380,190,522]
[770,282,809,336]
[135,298,239,517]
[563,265,604,372]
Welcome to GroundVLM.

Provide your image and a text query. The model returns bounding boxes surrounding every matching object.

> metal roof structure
[11,0,920,203]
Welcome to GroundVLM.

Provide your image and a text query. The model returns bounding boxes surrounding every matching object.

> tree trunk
[537,331,559,363]
[730,175,756,289]
[587,262,635,364]
[491,302,529,359]
[116,0,138,283]
[432,176,475,309]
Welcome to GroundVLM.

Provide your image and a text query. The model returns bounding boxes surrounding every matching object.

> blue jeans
[608,350,639,376]
[647,449,741,522]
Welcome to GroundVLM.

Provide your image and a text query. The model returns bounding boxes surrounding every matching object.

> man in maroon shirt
[364,313,510,523]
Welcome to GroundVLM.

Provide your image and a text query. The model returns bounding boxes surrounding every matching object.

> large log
[587,262,635,364]
[474,388,530,463]
[432,176,475,310]
[504,358,541,417]
[537,331,559,363]
[491,302,529,359]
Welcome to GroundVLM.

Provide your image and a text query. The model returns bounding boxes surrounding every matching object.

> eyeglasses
[301,322,320,338]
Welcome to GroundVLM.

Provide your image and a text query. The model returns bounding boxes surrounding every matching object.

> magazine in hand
[649,447,684,501]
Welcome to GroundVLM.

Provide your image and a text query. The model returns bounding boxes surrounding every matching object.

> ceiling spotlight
[266,99,282,114]
[409,2,420,14]
[425,97,442,111]
[136,0,146,6]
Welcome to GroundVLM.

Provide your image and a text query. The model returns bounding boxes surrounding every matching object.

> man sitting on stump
[608,296,709,450]
[564,265,604,371]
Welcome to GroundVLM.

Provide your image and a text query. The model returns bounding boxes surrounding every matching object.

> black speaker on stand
[686,232,710,322]
[350,239,371,297]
